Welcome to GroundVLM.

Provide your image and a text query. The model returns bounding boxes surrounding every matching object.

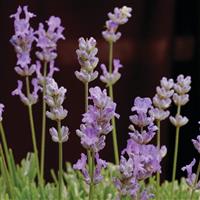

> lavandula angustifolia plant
[45,77,69,200]
[149,77,174,191]
[170,75,191,197]
[35,16,65,181]
[182,123,200,200]
[114,97,167,199]
[75,37,99,182]
[74,86,119,200]
[10,6,42,185]
[101,6,132,165]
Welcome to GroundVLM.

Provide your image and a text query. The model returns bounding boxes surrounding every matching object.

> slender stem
[0,122,12,173]
[108,41,119,165]
[156,120,161,199]
[25,76,41,186]
[57,120,63,200]
[190,160,200,200]
[171,105,181,198]
[89,151,95,200]
[40,61,48,184]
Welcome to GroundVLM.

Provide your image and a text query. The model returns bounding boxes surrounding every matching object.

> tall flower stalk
[75,37,99,177]
[74,87,118,199]
[35,16,65,182]
[10,6,42,186]
[101,6,132,165]
[45,78,69,200]
[170,75,191,197]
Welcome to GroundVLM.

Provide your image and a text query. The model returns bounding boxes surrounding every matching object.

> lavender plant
[0,4,199,200]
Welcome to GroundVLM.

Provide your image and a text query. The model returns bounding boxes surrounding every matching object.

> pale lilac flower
[76,87,118,152]
[12,79,41,106]
[192,135,200,154]
[169,114,188,127]
[73,153,90,184]
[102,6,132,43]
[35,16,65,62]
[129,97,157,144]
[73,153,107,185]
[10,6,36,74]
[35,61,59,86]
[100,59,123,86]
[75,37,99,83]
[172,75,191,106]
[0,104,5,122]
[49,126,69,143]
[151,77,174,121]
[182,159,200,189]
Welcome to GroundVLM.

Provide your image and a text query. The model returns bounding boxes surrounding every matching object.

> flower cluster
[169,75,191,127]
[76,86,119,152]
[102,6,132,43]
[45,78,69,142]
[150,77,174,121]
[35,16,65,62]
[100,59,123,86]
[10,6,36,76]
[75,37,99,83]
[12,79,41,106]
[115,97,167,199]
[0,104,5,122]
[73,153,107,185]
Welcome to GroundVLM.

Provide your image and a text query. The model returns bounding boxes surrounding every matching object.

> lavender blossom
[75,37,99,83]
[49,126,69,143]
[169,114,188,127]
[192,134,200,154]
[12,79,41,106]
[35,16,65,62]
[100,59,123,86]
[102,6,132,43]
[128,97,157,144]
[76,86,119,152]
[182,159,200,189]
[0,104,5,122]
[45,78,69,142]
[45,78,68,121]
[73,153,107,184]
[10,6,36,75]
[150,77,174,121]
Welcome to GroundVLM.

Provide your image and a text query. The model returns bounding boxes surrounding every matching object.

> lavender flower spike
[102,6,132,43]
[182,159,200,188]
[100,59,123,86]
[0,104,5,122]
[35,16,65,62]
[192,135,200,154]
[75,37,99,83]
[10,6,36,74]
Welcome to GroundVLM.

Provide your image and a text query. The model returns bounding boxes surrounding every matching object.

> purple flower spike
[102,6,132,43]
[73,153,90,184]
[182,159,200,188]
[100,59,123,86]
[0,104,5,122]
[35,16,65,62]
[10,6,36,70]
[192,135,200,154]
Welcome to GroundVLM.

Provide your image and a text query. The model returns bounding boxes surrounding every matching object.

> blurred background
[0,0,199,182]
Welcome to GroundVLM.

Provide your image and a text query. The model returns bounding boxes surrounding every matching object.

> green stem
[40,61,48,184]
[89,151,95,200]
[156,120,161,199]
[57,120,63,200]
[108,41,119,165]
[171,105,181,198]
[25,76,41,186]
[190,160,200,200]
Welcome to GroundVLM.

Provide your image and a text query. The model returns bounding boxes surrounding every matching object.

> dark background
[0,0,199,182]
